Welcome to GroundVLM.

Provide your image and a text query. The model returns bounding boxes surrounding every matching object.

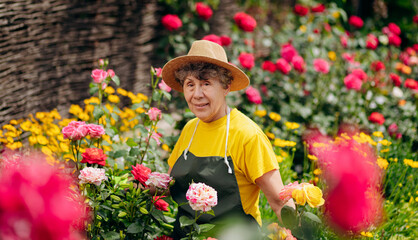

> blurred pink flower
[154,67,162,77]
[366,34,378,50]
[238,52,255,70]
[79,167,108,185]
[350,69,368,82]
[414,15,418,24]
[131,164,151,186]
[276,58,292,75]
[91,69,108,83]
[294,4,309,16]
[245,86,262,104]
[389,73,402,86]
[291,55,306,73]
[233,12,257,32]
[261,60,276,73]
[313,58,330,74]
[280,43,298,63]
[340,35,348,48]
[404,78,418,91]
[342,52,355,62]
[388,23,401,35]
[196,2,213,21]
[348,15,364,28]
[154,235,173,240]
[278,181,301,203]
[369,112,385,125]
[146,107,162,121]
[344,74,363,91]
[220,35,232,46]
[388,34,401,47]
[62,121,89,140]
[388,123,398,137]
[86,124,105,138]
[107,69,115,78]
[145,172,173,189]
[186,182,218,212]
[202,34,222,45]
[311,3,326,13]
[161,14,182,31]
[158,80,171,92]
[371,61,385,72]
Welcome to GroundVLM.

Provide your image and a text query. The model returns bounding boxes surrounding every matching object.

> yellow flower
[2,124,16,131]
[265,132,275,140]
[162,144,170,152]
[377,157,389,170]
[332,11,340,19]
[292,188,306,205]
[378,139,392,146]
[9,119,18,125]
[104,86,115,94]
[304,184,325,208]
[285,122,300,130]
[276,155,284,163]
[308,35,314,42]
[328,51,337,61]
[137,93,148,102]
[254,109,267,117]
[269,112,281,122]
[46,124,61,136]
[35,112,46,120]
[85,104,95,113]
[299,25,307,33]
[372,131,384,138]
[313,168,322,175]
[108,95,120,103]
[274,138,296,148]
[84,97,100,105]
[135,107,145,114]
[41,146,53,156]
[60,142,70,152]
[361,231,373,238]
[20,120,32,131]
[116,88,128,96]
[6,142,22,150]
[380,148,390,153]
[0,130,2,137]
[69,104,83,116]
[4,131,20,138]
[404,159,418,168]
[36,135,49,145]
[308,154,318,161]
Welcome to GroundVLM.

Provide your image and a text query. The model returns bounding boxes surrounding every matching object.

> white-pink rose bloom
[91,69,108,83]
[186,182,218,212]
[79,167,108,186]
[146,107,162,121]
[145,172,173,189]
[86,124,105,138]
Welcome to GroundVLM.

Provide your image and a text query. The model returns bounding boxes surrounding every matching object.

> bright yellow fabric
[168,108,279,225]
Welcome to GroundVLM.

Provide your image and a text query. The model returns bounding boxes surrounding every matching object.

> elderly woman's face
[183,75,230,123]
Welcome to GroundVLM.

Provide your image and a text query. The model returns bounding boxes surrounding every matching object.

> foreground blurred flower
[161,14,182,31]
[262,60,276,73]
[368,112,385,125]
[131,164,151,186]
[348,15,364,28]
[79,167,108,186]
[81,148,107,166]
[196,2,213,21]
[233,12,257,32]
[145,172,173,190]
[276,58,292,75]
[238,52,255,70]
[344,73,363,91]
[146,107,162,121]
[186,182,218,212]
[313,58,330,74]
[0,151,86,239]
[245,86,262,104]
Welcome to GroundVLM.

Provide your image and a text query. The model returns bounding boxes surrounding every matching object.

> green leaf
[113,150,127,158]
[112,75,120,86]
[301,212,321,225]
[281,205,298,229]
[129,147,141,156]
[127,222,143,234]
[162,90,172,101]
[152,90,160,101]
[126,138,138,147]
[105,127,116,137]
[100,204,115,212]
[198,223,215,233]
[101,191,110,201]
[204,209,215,216]
[93,107,105,120]
[179,215,195,228]
[101,231,120,240]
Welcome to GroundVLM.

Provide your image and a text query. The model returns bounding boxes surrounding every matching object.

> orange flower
[81,148,107,166]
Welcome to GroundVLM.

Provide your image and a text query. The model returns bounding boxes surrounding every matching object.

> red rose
[81,148,107,166]
[414,15,418,24]
[389,73,402,86]
[368,112,385,125]
[261,60,276,73]
[291,55,306,73]
[414,44,418,52]
[153,196,169,211]
[276,58,292,75]
[366,34,378,50]
[348,16,363,28]
[311,4,326,13]
[202,34,222,45]
[351,69,367,82]
[370,61,385,72]
[196,2,213,21]
[404,78,418,91]
[238,52,255,70]
[131,164,151,186]
[233,12,257,32]
[161,14,182,31]
[294,4,309,16]
[154,236,174,240]
[324,23,331,32]
[388,34,401,47]
[281,43,298,63]
[220,35,232,46]
[344,74,363,91]
[388,23,401,35]
[245,86,262,104]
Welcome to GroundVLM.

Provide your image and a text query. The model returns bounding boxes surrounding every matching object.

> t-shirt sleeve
[239,130,279,183]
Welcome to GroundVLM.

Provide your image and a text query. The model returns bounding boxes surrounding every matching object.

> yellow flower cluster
[269,112,281,122]
[284,122,300,130]
[377,157,389,170]
[274,138,296,148]
[404,159,418,168]
[254,109,267,118]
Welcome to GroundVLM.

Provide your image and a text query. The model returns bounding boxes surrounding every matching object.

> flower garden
[0,1,417,239]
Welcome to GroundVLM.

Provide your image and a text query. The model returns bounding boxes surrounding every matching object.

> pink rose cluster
[344,68,368,91]
[382,22,402,47]
[233,12,257,32]
[238,52,255,70]
[91,69,115,84]
[62,121,105,140]
[261,43,306,75]
[245,86,262,104]
[201,34,232,47]
[79,167,108,186]
[186,182,218,212]
[161,14,182,31]
[145,172,173,189]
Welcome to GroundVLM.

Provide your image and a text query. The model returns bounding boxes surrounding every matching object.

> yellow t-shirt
[168,108,279,225]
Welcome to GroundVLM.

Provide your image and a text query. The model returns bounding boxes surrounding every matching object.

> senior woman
[161,40,292,239]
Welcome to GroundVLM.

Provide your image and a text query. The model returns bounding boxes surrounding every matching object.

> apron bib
[169,108,258,239]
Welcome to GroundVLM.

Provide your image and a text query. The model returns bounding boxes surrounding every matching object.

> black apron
[169,108,259,239]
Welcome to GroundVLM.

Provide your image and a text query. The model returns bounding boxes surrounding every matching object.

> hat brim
[161,55,250,92]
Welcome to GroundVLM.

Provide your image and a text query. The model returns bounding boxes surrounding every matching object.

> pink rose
[344,74,363,91]
[220,35,232,46]
[158,80,171,92]
[340,35,348,48]
[86,124,105,138]
[371,61,385,72]
[79,167,108,185]
[388,123,398,137]
[238,52,255,70]
[389,73,402,86]
[145,172,173,189]
[404,78,418,91]
[342,53,355,62]
[291,55,306,73]
[202,34,222,45]
[154,67,162,77]
[91,69,108,83]
[107,69,115,78]
[279,181,301,203]
[276,58,292,75]
[233,12,257,32]
[388,23,401,35]
[196,2,213,21]
[294,4,309,16]
[131,164,151,186]
[261,60,276,73]
[348,15,363,28]
[388,34,401,47]
[186,182,218,212]
[146,107,162,121]
[62,121,89,140]
[146,128,162,146]
[369,112,385,125]
[350,69,367,82]
[311,4,325,13]
[245,86,262,104]
[281,43,298,63]
[313,58,330,74]
[366,34,378,50]
[161,14,182,31]
[153,196,169,211]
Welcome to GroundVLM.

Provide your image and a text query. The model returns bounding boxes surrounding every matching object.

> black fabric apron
[169,109,258,239]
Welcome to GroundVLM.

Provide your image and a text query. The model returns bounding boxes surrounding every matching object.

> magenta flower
[276,58,292,75]
[313,58,330,74]
[245,86,262,104]
[158,80,172,92]
[196,2,213,21]
[202,34,222,45]
[348,15,364,28]
[238,52,255,70]
[280,43,298,63]
[233,12,257,32]
[161,14,182,31]
[91,69,108,83]
[291,55,306,73]
[261,60,276,73]
[186,182,218,212]
[344,74,363,91]
[62,121,89,140]
[85,124,105,138]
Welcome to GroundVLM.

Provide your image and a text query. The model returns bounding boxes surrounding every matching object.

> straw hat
[161,40,250,92]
